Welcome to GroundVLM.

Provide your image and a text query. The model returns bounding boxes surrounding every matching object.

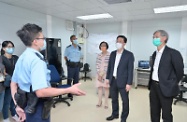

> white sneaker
[12,115,19,122]
[3,118,10,122]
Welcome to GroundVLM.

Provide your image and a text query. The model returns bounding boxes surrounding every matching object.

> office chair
[174,75,187,105]
[48,65,73,107]
[80,63,92,81]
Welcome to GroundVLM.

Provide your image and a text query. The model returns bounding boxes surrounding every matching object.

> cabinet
[41,38,62,75]
[134,68,150,88]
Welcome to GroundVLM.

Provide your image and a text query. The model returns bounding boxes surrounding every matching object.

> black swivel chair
[174,75,187,105]
[48,65,73,107]
[80,63,92,81]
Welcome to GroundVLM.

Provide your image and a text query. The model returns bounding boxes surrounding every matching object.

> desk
[134,68,150,88]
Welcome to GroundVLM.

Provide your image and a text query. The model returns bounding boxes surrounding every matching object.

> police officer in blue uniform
[10,23,85,122]
[64,35,82,97]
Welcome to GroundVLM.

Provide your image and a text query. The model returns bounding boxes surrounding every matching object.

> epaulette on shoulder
[66,45,71,48]
[78,46,81,51]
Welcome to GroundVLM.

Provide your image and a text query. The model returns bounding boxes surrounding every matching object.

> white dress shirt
[152,46,166,81]
[113,51,123,77]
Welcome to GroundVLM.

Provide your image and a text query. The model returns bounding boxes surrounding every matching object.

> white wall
[49,16,74,71]
[86,22,122,77]
[0,2,47,56]
[86,18,185,78]
[0,3,74,74]
[180,17,187,68]
[129,18,182,66]
[1,2,186,77]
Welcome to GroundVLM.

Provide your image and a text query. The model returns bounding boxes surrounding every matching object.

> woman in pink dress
[96,41,110,109]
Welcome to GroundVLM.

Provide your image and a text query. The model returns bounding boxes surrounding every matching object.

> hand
[98,76,102,82]
[99,71,104,77]
[105,79,109,84]
[16,106,26,122]
[69,83,86,96]
[126,84,131,92]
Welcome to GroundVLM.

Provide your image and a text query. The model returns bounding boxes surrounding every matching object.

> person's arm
[125,53,135,92]
[171,50,184,82]
[35,83,85,98]
[96,54,100,74]
[11,81,26,121]
[148,52,156,90]
[64,47,68,62]
[64,56,68,62]
[127,53,135,85]
[30,58,86,97]
[10,81,18,105]
[11,77,85,99]
[11,60,18,105]
[106,52,112,80]
[96,54,102,81]
[4,69,8,76]
[80,48,83,60]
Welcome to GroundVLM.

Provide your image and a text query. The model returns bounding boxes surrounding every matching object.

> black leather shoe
[106,115,119,121]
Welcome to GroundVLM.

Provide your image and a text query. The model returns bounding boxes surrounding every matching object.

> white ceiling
[0,0,187,23]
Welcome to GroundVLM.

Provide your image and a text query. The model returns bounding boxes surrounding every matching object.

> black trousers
[150,81,173,122]
[111,77,129,121]
[67,66,80,85]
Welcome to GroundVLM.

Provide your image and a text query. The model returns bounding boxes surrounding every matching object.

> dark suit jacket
[106,49,134,88]
[148,46,184,97]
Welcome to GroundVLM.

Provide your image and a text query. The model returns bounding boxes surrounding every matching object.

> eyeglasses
[35,37,46,40]
[7,46,14,48]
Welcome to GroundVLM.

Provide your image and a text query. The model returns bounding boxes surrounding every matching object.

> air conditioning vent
[103,0,132,4]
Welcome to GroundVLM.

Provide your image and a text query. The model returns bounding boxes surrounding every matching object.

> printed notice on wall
[87,33,118,54]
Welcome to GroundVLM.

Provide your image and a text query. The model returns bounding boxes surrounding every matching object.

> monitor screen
[138,60,150,69]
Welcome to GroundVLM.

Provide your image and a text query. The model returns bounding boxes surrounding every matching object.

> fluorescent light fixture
[77,13,113,20]
[154,5,187,14]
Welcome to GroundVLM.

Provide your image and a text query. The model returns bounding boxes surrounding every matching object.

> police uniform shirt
[64,45,82,62]
[12,48,51,92]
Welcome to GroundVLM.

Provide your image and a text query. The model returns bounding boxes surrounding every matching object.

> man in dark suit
[106,35,134,122]
[149,30,184,122]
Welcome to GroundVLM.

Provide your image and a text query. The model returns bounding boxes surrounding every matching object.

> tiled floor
[1,80,187,122]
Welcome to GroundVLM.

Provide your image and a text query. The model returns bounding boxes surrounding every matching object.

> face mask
[153,38,162,47]
[116,43,123,50]
[40,40,46,51]
[73,40,78,45]
[5,48,14,54]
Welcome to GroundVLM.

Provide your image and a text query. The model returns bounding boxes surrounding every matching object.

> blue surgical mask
[40,40,46,51]
[153,38,162,46]
[5,48,14,54]
[73,40,78,45]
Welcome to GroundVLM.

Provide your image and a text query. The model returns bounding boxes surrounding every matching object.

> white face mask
[116,43,123,50]
[40,39,46,51]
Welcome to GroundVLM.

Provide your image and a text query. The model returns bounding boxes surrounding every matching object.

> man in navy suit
[106,35,134,122]
[149,30,184,122]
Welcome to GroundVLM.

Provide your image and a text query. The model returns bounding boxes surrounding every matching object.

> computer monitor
[138,60,150,69]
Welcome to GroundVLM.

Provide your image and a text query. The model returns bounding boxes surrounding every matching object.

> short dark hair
[99,41,109,50]
[117,35,127,43]
[70,35,76,40]
[16,23,42,46]
[1,41,14,55]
